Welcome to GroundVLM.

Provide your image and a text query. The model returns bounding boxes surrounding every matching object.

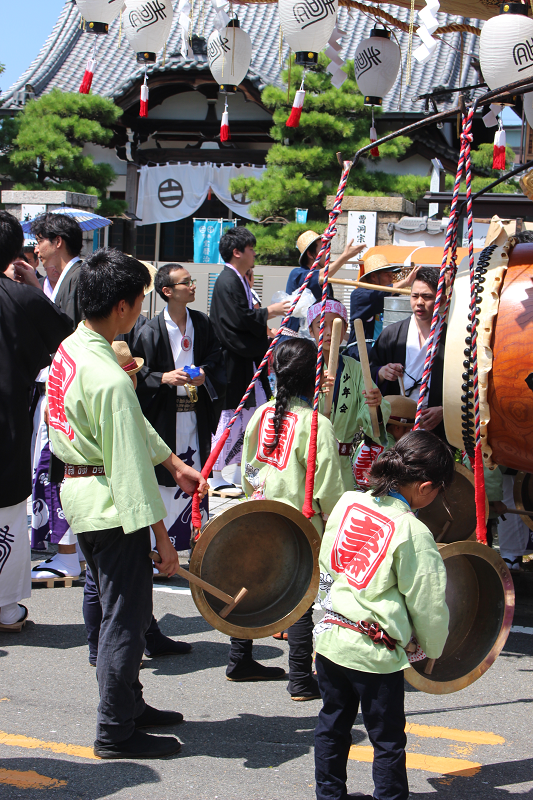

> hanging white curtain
[136,163,266,225]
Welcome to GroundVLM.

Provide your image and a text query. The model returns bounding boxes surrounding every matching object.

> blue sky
[1,0,65,92]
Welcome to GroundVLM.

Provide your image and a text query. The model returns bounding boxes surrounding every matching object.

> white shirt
[164,307,194,397]
[403,315,441,406]
[51,257,82,303]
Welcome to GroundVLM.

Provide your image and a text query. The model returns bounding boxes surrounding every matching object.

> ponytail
[265,338,317,454]
[368,429,454,497]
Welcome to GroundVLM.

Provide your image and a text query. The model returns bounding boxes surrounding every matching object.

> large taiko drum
[443,241,533,472]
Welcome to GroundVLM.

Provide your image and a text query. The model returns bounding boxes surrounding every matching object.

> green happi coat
[318,354,391,492]
[315,491,449,674]
[242,399,345,536]
[48,323,171,535]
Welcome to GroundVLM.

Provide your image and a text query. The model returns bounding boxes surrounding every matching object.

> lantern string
[406,0,415,86]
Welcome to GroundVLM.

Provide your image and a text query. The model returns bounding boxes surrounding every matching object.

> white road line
[153,586,191,595]
[511,625,533,635]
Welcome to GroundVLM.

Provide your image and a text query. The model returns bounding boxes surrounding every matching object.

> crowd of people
[0,208,529,797]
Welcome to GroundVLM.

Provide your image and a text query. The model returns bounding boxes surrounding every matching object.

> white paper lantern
[208,20,252,93]
[354,29,400,106]
[76,0,123,33]
[278,0,338,66]
[524,91,533,128]
[122,0,174,63]
[480,3,533,91]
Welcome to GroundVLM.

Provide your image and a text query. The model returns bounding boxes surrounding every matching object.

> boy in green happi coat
[307,300,390,491]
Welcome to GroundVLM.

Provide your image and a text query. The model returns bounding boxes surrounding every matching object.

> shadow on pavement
[146,640,284,676]
[411,756,533,798]
[0,755,161,798]
[156,612,215,636]
[0,623,87,650]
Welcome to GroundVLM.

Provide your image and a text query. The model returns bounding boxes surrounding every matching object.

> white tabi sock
[0,602,26,625]
[31,551,81,579]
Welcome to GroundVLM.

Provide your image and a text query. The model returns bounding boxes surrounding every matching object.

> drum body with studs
[189,500,321,639]
[405,541,514,694]
[443,241,533,472]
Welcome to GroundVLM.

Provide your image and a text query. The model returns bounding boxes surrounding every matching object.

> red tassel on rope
[286,84,305,128]
[492,127,506,170]
[474,444,487,544]
[302,409,319,519]
[191,428,231,532]
[220,102,230,142]
[79,57,96,94]
[370,125,380,157]
[140,81,149,118]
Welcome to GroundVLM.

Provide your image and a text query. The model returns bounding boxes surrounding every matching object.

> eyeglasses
[171,279,196,287]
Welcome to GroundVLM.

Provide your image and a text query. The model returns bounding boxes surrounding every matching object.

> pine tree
[230,55,431,265]
[4,89,126,216]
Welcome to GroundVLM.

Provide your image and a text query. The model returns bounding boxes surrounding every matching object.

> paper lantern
[122,0,174,64]
[524,92,533,128]
[278,0,338,66]
[207,20,252,93]
[480,3,533,92]
[354,28,401,106]
[76,0,123,33]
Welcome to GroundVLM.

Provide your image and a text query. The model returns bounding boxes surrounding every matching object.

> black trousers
[83,564,160,663]
[227,605,315,694]
[77,526,153,745]
[314,653,408,800]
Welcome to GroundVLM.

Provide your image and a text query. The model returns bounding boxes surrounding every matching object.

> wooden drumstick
[354,318,380,440]
[424,658,436,675]
[500,508,533,517]
[398,374,406,397]
[323,318,343,419]
[149,551,248,616]
[329,277,412,296]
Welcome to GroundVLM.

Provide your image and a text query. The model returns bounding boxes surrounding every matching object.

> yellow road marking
[405,723,505,745]
[0,698,8,703]
[0,768,67,789]
[349,746,481,776]
[0,731,96,760]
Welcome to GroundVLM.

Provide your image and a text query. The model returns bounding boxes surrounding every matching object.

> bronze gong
[513,471,533,533]
[189,499,321,639]
[405,541,514,694]
[417,463,487,544]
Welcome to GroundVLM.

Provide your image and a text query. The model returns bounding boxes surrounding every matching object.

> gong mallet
[323,318,343,419]
[354,318,380,440]
[149,551,248,619]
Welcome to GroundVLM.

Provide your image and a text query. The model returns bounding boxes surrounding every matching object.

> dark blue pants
[78,527,153,745]
[227,605,315,694]
[314,653,408,800]
[83,564,160,664]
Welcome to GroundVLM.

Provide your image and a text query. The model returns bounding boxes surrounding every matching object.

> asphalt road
[0,555,532,800]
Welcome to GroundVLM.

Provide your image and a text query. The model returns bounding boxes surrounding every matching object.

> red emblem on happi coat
[48,344,77,441]
[256,408,297,471]
[330,502,395,590]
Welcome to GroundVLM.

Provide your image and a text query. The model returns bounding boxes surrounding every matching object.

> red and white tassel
[370,111,379,157]
[79,55,96,94]
[492,125,506,170]
[286,80,305,128]
[140,73,149,118]
[220,100,230,142]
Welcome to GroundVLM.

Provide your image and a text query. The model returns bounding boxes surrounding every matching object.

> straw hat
[111,341,144,375]
[385,395,417,427]
[360,254,402,278]
[125,255,157,295]
[296,230,322,267]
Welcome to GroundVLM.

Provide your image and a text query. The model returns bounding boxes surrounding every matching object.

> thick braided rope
[464,113,487,544]
[413,108,473,429]
[302,164,351,518]
[191,165,351,529]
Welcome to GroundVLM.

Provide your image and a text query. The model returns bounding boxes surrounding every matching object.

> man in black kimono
[208,227,290,490]
[0,212,72,630]
[133,263,226,551]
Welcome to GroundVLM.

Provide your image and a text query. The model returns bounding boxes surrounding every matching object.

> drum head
[405,541,514,694]
[417,463,487,543]
[189,500,321,639]
[513,472,533,532]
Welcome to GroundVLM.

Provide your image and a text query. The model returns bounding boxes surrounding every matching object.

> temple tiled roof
[0,0,481,113]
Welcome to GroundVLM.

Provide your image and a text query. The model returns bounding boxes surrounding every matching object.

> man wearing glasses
[133,264,225,553]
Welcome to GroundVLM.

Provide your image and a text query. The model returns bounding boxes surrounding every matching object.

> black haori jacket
[0,274,73,508]
[133,309,226,487]
[209,266,271,410]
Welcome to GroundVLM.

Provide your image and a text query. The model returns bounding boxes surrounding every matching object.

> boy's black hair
[155,262,187,301]
[369,429,454,497]
[219,227,256,263]
[412,267,438,293]
[0,211,24,272]
[31,212,83,257]
[79,248,151,320]
[266,338,318,453]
